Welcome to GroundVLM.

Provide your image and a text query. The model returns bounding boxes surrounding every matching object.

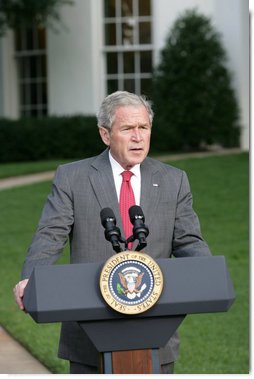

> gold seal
[99,251,164,315]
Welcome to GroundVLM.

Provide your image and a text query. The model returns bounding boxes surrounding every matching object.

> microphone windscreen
[129,205,145,224]
[100,207,116,226]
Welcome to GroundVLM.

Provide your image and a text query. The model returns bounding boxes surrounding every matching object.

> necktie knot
[122,170,133,182]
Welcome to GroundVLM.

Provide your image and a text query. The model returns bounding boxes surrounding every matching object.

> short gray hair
[97,91,154,130]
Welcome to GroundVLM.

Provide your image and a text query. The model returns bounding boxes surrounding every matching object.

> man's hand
[13,279,29,310]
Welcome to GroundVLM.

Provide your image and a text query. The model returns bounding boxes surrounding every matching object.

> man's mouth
[130,147,143,151]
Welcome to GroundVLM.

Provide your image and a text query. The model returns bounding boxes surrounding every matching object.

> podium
[23,255,235,374]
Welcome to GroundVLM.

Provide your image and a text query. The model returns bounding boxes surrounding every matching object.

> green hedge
[0,114,193,163]
[0,112,240,163]
[0,115,105,163]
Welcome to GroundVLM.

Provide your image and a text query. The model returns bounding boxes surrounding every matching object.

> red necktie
[119,171,135,248]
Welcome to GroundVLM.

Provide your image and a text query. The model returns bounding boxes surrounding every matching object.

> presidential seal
[99,252,163,315]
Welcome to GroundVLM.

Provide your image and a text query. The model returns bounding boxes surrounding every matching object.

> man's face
[99,105,152,170]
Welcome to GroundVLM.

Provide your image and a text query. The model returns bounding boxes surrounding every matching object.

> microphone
[128,205,149,251]
[100,208,124,253]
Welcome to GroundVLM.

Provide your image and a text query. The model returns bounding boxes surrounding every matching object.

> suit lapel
[140,158,161,228]
[89,152,162,235]
[89,149,123,227]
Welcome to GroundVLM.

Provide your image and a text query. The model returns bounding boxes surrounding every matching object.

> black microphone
[129,205,149,251]
[100,208,124,253]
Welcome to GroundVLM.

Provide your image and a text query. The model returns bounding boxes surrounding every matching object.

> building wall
[47,0,104,115]
[0,31,19,119]
[213,0,249,150]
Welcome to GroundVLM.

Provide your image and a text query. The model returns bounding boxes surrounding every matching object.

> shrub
[0,115,105,163]
[151,9,240,153]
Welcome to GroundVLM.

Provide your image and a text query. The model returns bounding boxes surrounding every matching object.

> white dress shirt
[108,150,141,205]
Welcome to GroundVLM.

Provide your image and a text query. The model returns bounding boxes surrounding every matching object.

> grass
[171,153,249,373]
[0,159,75,179]
[0,153,249,373]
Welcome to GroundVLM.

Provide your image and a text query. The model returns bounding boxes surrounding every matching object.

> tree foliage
[0,0,72,35]
[151,9,240,152]
[0,115,104,163]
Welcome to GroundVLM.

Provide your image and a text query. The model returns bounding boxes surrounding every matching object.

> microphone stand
[125,235,147,252]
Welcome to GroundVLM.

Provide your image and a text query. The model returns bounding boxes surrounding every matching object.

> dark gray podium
[23,256,235,373]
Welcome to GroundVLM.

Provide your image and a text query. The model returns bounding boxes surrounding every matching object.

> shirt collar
[108,150,140,177]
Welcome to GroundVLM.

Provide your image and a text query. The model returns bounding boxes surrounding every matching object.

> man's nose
[131,128,142,141]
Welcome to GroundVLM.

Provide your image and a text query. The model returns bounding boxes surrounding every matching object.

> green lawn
[0,153,249,373]
[0,159,74,179]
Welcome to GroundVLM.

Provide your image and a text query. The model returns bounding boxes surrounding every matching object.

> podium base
[100,349,160,374]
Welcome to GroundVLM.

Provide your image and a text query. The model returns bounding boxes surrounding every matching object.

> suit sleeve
[21,165,74,279]
[172,170,212,258]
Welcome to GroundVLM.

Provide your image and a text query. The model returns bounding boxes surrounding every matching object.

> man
[14,91,211,374]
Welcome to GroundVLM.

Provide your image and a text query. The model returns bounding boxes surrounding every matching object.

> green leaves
[151,9,240,153]
[117,283,125,295]
[0,0,73,35]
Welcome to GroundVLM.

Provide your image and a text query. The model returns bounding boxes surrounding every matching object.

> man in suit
[13,91,211,374]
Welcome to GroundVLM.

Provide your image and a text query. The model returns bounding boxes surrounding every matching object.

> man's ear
[99,127,110,146]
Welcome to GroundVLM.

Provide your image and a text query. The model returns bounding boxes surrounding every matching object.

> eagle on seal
[118,271,144,295]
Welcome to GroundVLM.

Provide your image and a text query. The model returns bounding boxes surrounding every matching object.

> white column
[214,0,249,151]
[47,0,104,115]
[0,31,19,118]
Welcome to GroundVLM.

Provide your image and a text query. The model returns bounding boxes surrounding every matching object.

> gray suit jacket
[22,149,211,365]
